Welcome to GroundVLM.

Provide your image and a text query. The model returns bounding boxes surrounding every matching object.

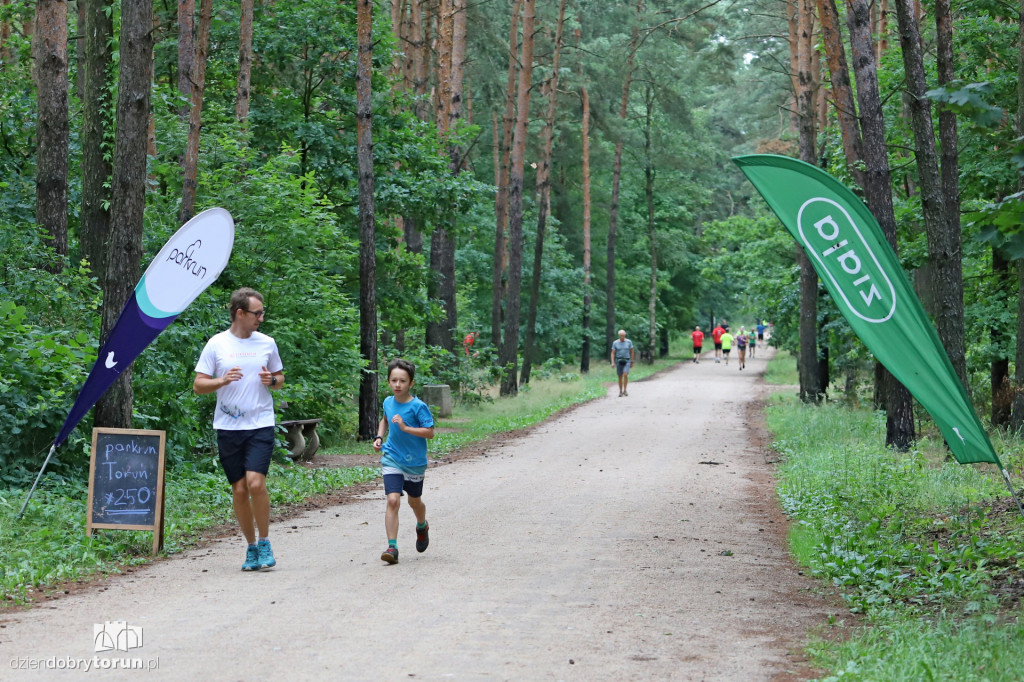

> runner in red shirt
[690,326,704,364]
[711,323,726,363]
[462,331,479,356]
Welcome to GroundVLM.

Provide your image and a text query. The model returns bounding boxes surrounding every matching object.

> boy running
[373,358,435,564]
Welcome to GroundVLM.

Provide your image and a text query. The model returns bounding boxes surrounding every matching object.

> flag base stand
[18,444,57,520]
[1000,468,1024,521]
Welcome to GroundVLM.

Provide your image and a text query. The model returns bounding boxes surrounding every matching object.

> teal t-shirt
[380,395,434,476]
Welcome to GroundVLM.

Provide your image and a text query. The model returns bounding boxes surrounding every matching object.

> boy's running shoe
[242,545,259,571]
[416,522,429,553]
[381,546,399,564]
[257,538,276,569]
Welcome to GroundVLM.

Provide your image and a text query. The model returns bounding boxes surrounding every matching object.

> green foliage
[925,82,1003,128]
[142,134,365,455]
[0,227,102,482]
[765,374,1024,680]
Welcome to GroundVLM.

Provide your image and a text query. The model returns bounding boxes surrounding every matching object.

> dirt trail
[1,348,834,681]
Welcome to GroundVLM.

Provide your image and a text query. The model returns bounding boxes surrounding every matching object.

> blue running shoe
[257,538,276,569]
[415,522,429,553]
[242,545,259,571]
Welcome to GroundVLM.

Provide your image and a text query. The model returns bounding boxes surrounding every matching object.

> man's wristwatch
[374,435,383,442]
[271,375,278,387]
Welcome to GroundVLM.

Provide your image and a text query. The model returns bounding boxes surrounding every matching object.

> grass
[0,351,683,605]
[763,351,1024,681]
[764,347,798,385]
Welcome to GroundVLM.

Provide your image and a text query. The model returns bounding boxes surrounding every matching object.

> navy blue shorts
[383,473,424,498]
[216,426,275,484]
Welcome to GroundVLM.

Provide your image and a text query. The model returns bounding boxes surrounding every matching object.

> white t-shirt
[195,330,284,431]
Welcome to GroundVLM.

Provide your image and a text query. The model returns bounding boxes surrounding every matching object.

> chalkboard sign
[87,428,167,554]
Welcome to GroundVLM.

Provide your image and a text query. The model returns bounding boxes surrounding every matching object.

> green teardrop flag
[733,154,1000,467]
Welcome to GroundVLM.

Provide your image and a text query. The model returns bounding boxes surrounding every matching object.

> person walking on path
[756,320,766,344]
[373,358,435,564]
[736,326,748,370]
[720,328,734,366]
[711,323,726,363]
[610,330,636,396]
[748,328,757,359]
[691,326,704,363]
[194,287,285,572]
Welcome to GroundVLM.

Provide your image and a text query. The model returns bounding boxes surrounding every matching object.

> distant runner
[736,326,748,370]
[611,329,636,397]
[711,323,726,364]
[720,328,734,366]
[691,326,704,364]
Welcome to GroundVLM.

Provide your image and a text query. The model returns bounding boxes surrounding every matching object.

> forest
[1,0,1022,482]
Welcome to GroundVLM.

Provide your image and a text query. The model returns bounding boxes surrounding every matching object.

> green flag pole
[999,468,1024,519]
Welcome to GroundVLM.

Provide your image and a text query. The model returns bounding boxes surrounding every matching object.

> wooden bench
[280,419,323,461]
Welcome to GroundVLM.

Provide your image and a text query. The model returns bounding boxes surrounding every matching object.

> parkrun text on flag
[733,154,1000,467]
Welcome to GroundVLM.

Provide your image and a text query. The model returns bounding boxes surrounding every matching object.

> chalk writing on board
[91,432,161,525]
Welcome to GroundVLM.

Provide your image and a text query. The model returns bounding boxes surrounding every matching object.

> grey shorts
[616,359,631,376]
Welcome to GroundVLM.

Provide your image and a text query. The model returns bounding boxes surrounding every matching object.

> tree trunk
[0,0,11,64]
[642,85,658,359]
[425,0,464,353]
[499,0,534,397]
[816,0,864,191]
[177,0,194,100]
[412,0,429,120]
[447,0,465,136]
[356,0,378,440]
[606,8,640,358]
[94,0,154,430]
[875,0,889,60]
[434,0,452,128]
[992,250,1011,426]
[580,84,592,373]
[492,0,522,348]
[177,0,195,95]
[1012,0,1024,433]
[80,0,113,281]
[845,0,915,447]
[400,0,427,259]
[795,0,822,402]
[236,0,254,120]
[521,0,565,385]
[179,0,212,224]
[893,0,967,391]
[34,0,70,268]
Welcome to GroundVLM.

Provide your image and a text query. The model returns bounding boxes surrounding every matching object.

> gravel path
[1,348,833,681]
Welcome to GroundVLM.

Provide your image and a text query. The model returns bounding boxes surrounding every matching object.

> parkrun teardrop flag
[20,208,235,518]
[733,154,1001,468]
[52,207,235,448]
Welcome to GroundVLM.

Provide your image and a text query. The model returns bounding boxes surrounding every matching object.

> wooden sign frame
[86,427,167,555]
